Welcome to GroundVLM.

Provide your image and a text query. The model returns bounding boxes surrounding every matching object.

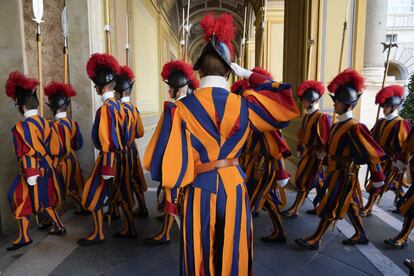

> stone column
[0,0,26,234]
[361,0,391,128]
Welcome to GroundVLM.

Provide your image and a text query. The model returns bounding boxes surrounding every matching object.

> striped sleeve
[349,123,386,182]
[144,102,175,181]
[242,81,299,132]
[135,107,145,138]
[161,108,194,213]
[317,113,331,146]
[13,122,40,177]
[98,105,118,176]
[72,121,83,151]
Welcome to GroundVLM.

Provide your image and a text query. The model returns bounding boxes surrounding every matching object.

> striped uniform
[283,110,330,217]
[389,128,414,247]
[302,118,385,246]
[8,114,65,245]
[54,117,84,205]
[144,73,299,275]
[362,116,411,216]
[81,97,124,241]
[120,101,147,211]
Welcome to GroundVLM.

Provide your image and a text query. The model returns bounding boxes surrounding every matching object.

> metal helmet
[329,85,361,105]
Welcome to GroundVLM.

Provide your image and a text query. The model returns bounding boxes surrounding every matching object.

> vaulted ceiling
[159,0,270,62]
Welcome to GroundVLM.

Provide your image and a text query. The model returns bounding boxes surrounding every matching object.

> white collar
[24,109,38,119]
[175,94,186,101]
[338,110,353,122]
[306,105,318,114]
[384,109,399,121]
[121,96,130,103]
[102,91,115,102]
[199,76,227,89]
[55,112,67,120]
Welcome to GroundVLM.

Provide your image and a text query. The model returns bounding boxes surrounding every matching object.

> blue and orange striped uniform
[301,117,386,246]
[81,96,124,241]
[283,110,331,217]
[388,128,414,247]
[54,117,84,205]
[120,101,147,212]
[144,73,299,275]
[362,116,411,216]
[8,114,65,245]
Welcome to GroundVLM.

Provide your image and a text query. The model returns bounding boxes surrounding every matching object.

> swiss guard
[233,68,291,244]
[385,128,414,249]
[144,12,299,275]
[79,53,125,246]
[361,85,411,217]
[144,60,199,245]
[282,80,331,218]
[44,81,86,215]
[5,71,66,251]
[113,65,146,238]
[295,69,386,250]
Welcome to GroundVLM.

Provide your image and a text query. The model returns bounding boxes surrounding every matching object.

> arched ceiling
[159,0,268,62]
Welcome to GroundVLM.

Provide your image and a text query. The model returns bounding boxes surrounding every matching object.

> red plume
[5,71,39,99]
[327,68,365,94]
[375,85,404,104]
[251,67,273,79]
[119,65,135,81]
[297,80,325,98]
[161,60,199,89]
[44,81,76,98]
[231,79,249,94]
[200,13,236,58]
[86,53,120,78]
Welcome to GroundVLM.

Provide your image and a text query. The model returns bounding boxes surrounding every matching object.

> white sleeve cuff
[277,178,289,187]
[102,175,113,180]
[27,175,39,186]
[372,181,385,188]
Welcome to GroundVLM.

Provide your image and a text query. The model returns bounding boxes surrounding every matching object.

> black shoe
[261,234,287,243]
[48,228,67,236]
[391,209,401,214]
[113,232,137,239]
[134,210,149,218]
[306,209,317,215]
[404,259,414,271]
[37,221,53,231]
[143,237,170,245]
[6,240,33,251]
[342,237,369,246]
[77,238,106,246]
[384,238,408,249]
[281,211,298,219]
[295,238,319,250]
[74,209,90,216]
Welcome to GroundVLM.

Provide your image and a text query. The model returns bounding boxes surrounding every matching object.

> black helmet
[383,96,403,107]
[114,75,134,92]
[15,87,38,107]
[193,36,232,72]
[164,71,189,89]
[86,53,120,89]
[46,93,70,109]
[329,85,361,105]
[302,89,321,102]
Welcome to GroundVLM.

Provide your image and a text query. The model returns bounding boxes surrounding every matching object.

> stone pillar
[0,0,26,234]
[360,0,390,128]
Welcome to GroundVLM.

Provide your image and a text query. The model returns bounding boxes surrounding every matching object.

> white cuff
[27,175,39,186]
[393,160,407,172]
[230,63,253,79]
[372,181,385,188]
[296,151,302,159]
[102,175,113,180]
[322,165,328,173]
[277,178,289,187]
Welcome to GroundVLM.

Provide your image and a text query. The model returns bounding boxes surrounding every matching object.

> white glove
[372,181,385,188]
[27,175,39,186]
[173,214,181,230]
[393,160,407,173]
[316,151,325,160]
[231,63,253,79]
[102,175,113,180]
[296,151,302,159]
[277,178,289,187]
